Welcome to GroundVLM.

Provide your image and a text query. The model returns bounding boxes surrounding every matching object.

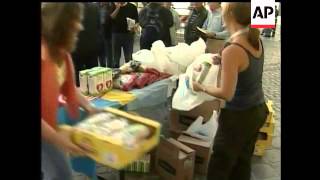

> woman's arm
[42,119,61,144]
[41,119,87,155]
[76,88,103,115]
[193,45,242,101]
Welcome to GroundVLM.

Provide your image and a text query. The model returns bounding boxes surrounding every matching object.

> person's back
[223,38,265,110]
[139,2,173,49]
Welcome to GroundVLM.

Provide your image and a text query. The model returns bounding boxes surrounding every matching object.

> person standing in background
[139,2,173,49]
[183,2,208,45]
[202,2,229,41]
[142,2,149,7]
[262,5,279,37]
[102,2,115,68]
[98,2,107,67]
[162,2,181,46]
[72,2,100,86]
[111,2,139,68]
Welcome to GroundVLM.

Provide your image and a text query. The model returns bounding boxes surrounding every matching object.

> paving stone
[252,164,279,179]
[262,149,281,164]
[252,156,266,164]
[270,162,281,176]
[272,137,281,149]
[262,177,281,180]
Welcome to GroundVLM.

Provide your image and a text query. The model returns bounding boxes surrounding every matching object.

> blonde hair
[223,3,260,50]
[41,3,84,62]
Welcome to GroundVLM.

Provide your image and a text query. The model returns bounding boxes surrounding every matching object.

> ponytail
[248,27,260,50]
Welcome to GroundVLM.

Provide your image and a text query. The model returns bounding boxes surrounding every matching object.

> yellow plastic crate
[254,132,273,156]
[260,117,275,135]
[254,141,267,156]
[59,107,161,170]
[259,100,275,135]
[265,100,274,124]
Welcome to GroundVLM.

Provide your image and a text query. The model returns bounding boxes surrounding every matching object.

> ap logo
[251,0,276,28]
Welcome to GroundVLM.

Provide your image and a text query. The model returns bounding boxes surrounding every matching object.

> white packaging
[126,17,135,30]
[104,68,113,92]
[79,69,92,95]
[88,70,105,96]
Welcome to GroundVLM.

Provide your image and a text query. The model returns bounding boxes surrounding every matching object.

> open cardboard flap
[181,110,219,142]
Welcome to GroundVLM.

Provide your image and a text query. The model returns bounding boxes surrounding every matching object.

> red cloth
[41,41,80,128]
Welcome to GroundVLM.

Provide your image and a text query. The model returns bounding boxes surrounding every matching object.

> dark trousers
[72,52,98,86]
[207,103,269,180]
[99,36,113,68]
[98,36,106,67]
[112,33,134,68]
[140,28,160,50]
[105,37,113,68]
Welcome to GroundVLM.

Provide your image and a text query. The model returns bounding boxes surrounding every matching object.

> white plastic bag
[166,38,206,71]
[172,53,220,111]
[184,110,219,142]
[151,40,181,74]
[132,49,157,69]
[134,39,207,76]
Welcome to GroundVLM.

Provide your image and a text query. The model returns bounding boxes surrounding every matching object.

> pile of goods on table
[112,60,171,91]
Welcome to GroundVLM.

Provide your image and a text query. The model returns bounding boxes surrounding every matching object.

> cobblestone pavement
[73,19,281,180]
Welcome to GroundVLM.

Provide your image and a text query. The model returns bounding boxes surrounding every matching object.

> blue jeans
[57,107,98,180]
[42,140,73,180]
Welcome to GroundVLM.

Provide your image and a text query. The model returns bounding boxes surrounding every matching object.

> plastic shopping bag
[166,38,206,74]
[132,49,157,69]
[172,53,220,111]
[183,110,219,142]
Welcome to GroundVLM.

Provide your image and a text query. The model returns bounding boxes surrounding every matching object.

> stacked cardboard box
[169,100,221,138]
[177,134,214,175]
[254,100,275,156]
[155,137,195,180]
[169,100,220,175]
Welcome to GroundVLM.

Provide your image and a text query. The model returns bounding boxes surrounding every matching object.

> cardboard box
[177,134,214,175]
[59,107,161,170]
[169,100,221,136]
[155,137,195,180]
